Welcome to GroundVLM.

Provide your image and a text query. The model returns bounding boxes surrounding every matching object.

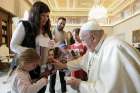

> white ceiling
[28,0,135,16]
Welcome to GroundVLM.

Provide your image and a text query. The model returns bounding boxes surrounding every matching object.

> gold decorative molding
[25,0,32,6]
[50,11,88,16]
[109,0,135,16]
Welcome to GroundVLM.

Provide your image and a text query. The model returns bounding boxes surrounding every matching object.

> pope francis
[52,19,140,93]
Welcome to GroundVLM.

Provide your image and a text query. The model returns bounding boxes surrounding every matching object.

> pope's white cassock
[67,35,140,93]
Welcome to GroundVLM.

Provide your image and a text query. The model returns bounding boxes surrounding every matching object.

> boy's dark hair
[48,47,62,59]
[53,47,61,58]
[48,49,54,53]
[57,17,66,22]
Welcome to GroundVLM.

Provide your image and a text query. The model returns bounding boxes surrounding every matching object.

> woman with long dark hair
[10,1,53,93]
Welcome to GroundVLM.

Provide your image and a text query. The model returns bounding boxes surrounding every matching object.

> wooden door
[0,16,2,46]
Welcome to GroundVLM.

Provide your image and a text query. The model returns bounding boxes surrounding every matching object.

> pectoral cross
[87,55,94,76]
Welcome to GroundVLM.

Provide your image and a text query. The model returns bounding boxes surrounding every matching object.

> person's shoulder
[16,20,30,29]
[104,36,127,49]
[14,70,28,79]
[14,21,25,32]
[16,21,24,27]
[20,20,31,27]
[18,20,29,24]
[63,30,66,34]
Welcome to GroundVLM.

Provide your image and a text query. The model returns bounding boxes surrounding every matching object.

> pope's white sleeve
[67,55,86,72]
[10,22,28,54]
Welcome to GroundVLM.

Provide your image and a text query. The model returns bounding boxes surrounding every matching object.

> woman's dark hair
[67,31,75,45]
[28,1,52,39]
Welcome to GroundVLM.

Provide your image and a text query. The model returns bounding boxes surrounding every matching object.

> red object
[69,43,87,56]
[69,43,88,81]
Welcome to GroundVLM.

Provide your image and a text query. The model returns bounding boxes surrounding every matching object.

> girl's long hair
[8,49,40,77]
[28,1,52,39]
[18,48,40,68]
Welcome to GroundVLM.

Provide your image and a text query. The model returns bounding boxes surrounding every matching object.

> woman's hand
[48,40,55,48]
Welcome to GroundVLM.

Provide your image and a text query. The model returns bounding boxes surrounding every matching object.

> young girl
[11,49,48,93]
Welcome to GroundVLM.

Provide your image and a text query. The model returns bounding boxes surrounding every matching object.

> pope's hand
[66,77,81,91]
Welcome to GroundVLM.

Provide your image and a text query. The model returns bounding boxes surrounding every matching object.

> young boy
[48,44,73,93]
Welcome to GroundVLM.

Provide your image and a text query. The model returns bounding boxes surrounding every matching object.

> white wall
[19,1,31,17]
[0,0,15,14]
[113,13,140,44]
[0,0,31,17]
[102,26,113,36]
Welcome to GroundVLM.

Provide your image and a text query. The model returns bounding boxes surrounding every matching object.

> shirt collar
[94,34,106,53]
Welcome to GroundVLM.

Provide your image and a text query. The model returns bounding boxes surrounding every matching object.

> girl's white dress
[11,69,47,93]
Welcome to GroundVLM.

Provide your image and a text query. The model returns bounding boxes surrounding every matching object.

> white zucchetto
[80,19,102,31]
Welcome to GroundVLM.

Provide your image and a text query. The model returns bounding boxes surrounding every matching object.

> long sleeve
[67,57,82,71]
[12,71,47,93]
[17,78,47,93]
[10,22,28,54]
[79,39,140,93]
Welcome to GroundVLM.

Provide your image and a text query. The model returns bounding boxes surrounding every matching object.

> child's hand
[41,70,50,79]
[42,77,48,84]
[51,59,67,70]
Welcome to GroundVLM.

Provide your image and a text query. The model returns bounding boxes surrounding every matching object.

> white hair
[80,19,102,32]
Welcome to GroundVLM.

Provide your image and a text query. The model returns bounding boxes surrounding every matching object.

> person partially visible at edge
[10,49,48,93]
[52,19,140,93]
[10,1,52,93]
[69,28,87,81]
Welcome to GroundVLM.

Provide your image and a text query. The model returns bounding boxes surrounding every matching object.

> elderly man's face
[80,31,98,52]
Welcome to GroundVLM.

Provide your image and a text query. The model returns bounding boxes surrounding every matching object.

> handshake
[40,59,65,77]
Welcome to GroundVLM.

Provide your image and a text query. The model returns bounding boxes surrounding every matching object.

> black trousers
[49,71,66,93]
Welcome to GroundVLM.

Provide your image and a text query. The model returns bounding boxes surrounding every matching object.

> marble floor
[0,71,78,93]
